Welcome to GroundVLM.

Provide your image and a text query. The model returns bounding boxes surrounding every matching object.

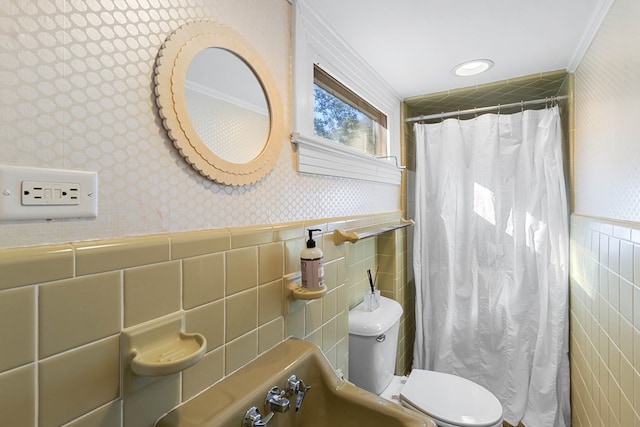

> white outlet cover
[0,165,98,221]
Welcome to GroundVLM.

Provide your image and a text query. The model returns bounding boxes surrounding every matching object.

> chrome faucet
[242,407,273,427]
[265,386,290,413]
[243,376,310,426]
[286,375,311,412]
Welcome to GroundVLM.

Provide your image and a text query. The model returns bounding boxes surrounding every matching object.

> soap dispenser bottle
[301,228,324,289]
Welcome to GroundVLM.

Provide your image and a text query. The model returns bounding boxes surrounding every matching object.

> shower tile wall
[0,213,405,427]
[569,215,640,427]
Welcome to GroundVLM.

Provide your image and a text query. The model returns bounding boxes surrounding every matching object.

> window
[292,0,401,184]
[313,66,388,157]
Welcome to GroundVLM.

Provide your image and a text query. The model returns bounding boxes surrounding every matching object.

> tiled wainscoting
[0,212,411,427]
[569,214,640,426]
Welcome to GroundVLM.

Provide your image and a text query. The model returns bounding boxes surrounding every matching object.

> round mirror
[154,21,283,186]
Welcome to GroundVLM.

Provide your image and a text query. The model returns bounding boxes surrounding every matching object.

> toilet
[348,296,503,427]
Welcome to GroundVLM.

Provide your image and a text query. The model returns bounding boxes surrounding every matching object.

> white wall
[574,0,640,221]
[0,0,400,249]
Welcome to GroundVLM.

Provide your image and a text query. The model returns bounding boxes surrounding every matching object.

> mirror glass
[184,48,270,164]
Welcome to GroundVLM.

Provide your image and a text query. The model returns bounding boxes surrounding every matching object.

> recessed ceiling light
[452,59,494,77]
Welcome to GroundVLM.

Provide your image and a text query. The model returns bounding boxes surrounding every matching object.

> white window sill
[291,132,402,185]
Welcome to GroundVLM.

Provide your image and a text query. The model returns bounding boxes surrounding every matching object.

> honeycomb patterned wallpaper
[0,0,399,249]
[574,0,640,222]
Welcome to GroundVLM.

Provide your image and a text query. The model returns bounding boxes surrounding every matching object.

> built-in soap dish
[283,273,327,315]
[286,281,327,300]
[131,330,206,376]
[122,313,207,392]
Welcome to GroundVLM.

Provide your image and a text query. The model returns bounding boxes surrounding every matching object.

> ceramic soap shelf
[283,273,327,315]
[123,313,207,379]
[131,331,206,376]
[287,281,327,300]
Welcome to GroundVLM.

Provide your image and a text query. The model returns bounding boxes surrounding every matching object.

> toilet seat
[399,370,503,427]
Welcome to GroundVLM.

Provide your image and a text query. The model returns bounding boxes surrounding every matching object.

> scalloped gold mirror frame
[154,20,284,186]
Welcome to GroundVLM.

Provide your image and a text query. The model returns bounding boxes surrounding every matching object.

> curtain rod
[405,95,569,123]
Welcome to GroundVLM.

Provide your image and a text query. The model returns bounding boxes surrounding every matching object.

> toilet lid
[400,370,503,427]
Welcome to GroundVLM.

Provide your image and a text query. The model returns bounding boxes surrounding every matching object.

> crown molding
[567,0,615,72]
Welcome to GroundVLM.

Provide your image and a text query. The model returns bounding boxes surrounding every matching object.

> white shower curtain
[412,107,570,427]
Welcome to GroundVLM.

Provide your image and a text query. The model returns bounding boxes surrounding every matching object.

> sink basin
[156,338,435,427]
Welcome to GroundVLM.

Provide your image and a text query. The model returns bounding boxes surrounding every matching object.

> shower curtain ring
[521,100,524,112]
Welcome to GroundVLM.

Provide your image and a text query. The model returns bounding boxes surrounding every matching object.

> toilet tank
[348,296,403,394]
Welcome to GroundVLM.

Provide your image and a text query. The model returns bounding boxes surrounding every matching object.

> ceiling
[309,0,610,99]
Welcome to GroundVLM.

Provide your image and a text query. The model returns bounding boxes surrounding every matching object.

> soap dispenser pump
[301,229,324,289]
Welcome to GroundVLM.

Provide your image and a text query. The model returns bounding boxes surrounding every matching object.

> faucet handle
[286,375,311,412]
[265,386,290,413]
[243,407,274,427]
[286,374,309,393]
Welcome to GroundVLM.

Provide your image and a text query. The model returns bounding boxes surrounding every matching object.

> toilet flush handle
[376,334,386,343]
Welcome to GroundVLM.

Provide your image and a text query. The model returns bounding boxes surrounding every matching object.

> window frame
[292,0,402,185]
